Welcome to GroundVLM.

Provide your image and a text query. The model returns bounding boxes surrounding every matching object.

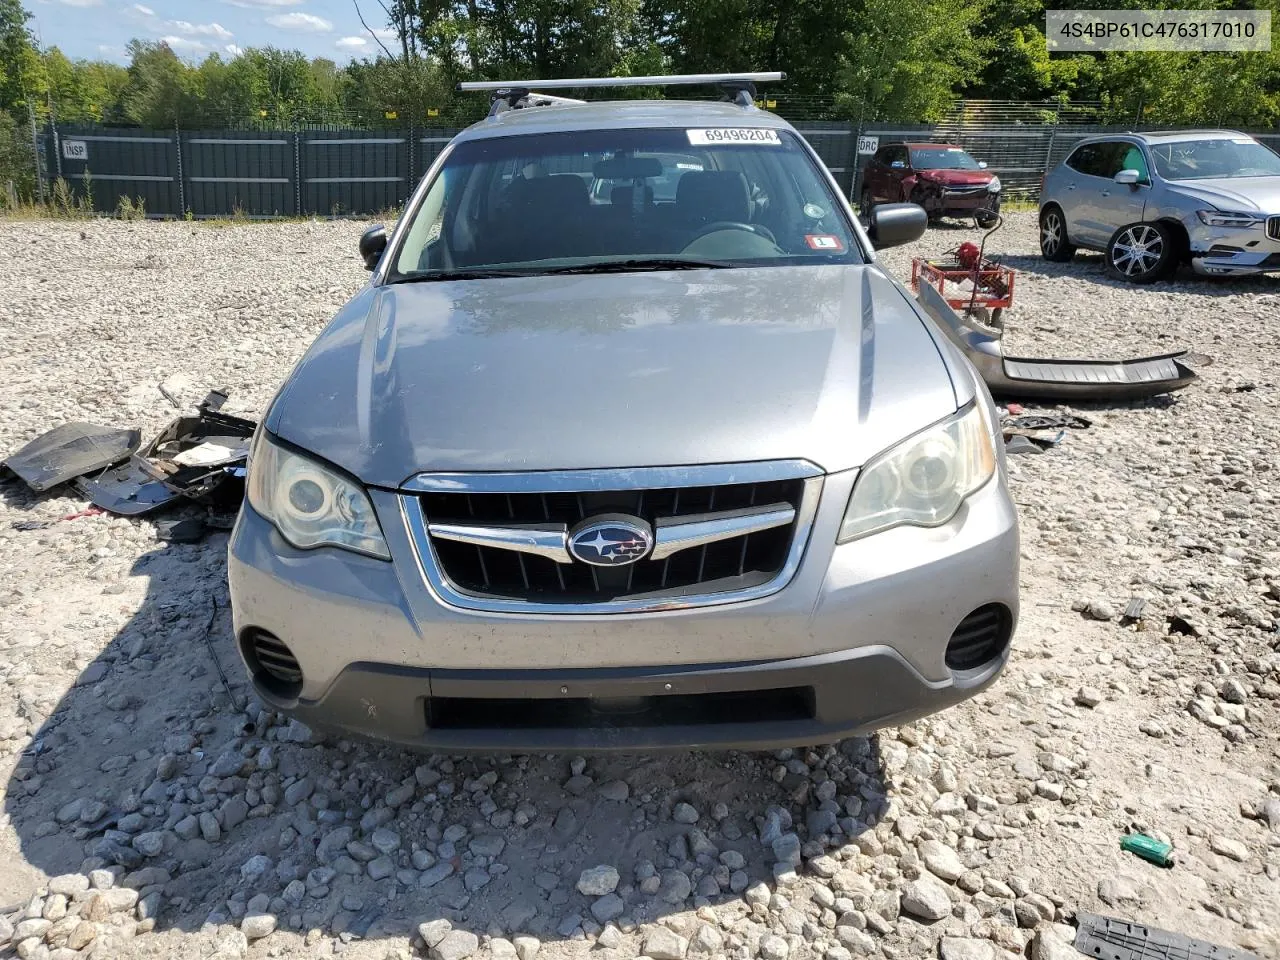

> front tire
[1039,205,1076,261]
[1106,221,1176,284]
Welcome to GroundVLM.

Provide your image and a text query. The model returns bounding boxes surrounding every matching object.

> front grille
[420,478,806,605]
[1267,216,1280,241]
[426,686,815,730]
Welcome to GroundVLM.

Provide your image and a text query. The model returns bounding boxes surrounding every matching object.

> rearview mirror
[869,203,928,249]
[360,225,388,270]
[1114,169,1141,186]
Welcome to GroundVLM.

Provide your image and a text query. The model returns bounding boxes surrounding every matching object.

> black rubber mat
[1074,912,1263,960]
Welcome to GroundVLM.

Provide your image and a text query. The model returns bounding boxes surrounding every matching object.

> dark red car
[861,142,1001,227]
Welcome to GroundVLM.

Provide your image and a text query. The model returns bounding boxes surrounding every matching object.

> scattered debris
[1005,435,1044,456]
[914,254,1207,401]
[155,517,209,544]
[74,392,253,516]
[1,422,141,493]
[1120,832,1174,867]
[1074,912,1261,960]
[1121,597,1148,625]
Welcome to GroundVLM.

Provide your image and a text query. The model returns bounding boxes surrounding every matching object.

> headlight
[987,177,1001,193]
[246,430,390,560]
[1196,210,1263,227]
[838,403,996,543]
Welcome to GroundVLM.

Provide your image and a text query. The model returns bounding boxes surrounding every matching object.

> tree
[835,0,989,121]
[120,40,195,127]
[0,0,46,117]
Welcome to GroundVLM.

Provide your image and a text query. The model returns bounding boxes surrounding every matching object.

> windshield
[391,127,862,280]
[1149,137,1280,180]
[910,147,981,171]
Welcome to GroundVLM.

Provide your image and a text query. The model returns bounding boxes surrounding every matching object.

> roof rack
[459,72,786,117]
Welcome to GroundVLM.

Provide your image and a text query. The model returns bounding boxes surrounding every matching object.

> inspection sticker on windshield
[805,234,844,252]
[687,128,781,146]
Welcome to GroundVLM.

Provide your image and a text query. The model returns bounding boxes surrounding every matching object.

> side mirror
[869,202,928,248]
[359,225,388,270]
[978,161,988,169]
[1114,169,1141,186]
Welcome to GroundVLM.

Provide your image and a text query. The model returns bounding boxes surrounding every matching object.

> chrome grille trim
[399,461,825,615]
[1267,216,1280,241]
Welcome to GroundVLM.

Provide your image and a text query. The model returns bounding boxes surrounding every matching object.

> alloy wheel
[1111,224,1164,278]
[1041,212,1062,254]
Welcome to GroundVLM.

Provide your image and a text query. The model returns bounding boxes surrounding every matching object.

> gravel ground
[0,213,1278,960]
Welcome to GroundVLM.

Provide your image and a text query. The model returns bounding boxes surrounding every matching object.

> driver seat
[675,171,752,229]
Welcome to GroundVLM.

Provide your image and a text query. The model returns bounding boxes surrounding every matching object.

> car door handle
[1066,184,1076,190]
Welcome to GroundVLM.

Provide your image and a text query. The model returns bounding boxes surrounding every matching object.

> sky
[27,0,400,64]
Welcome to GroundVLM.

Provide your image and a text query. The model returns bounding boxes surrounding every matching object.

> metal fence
[40,120,1280,218]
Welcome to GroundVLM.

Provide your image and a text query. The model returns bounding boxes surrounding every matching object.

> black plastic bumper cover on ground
[248,645,1009,752]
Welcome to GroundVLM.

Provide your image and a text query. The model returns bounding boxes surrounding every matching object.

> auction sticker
[805,234,844,251]
[687,128,781,146]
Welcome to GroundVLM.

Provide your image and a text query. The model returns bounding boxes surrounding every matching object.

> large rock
[643,927,689,960]
[901,876,951,921]
[576,865,619,896]
[918,840,965,882]
[939,938,996,960]
[432,930,480,960]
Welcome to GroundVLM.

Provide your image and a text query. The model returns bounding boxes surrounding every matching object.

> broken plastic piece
[916,280,1204,401]
[2,423,141,493]
[1004,436,1043,456]
[1120,832,1173,867]
[155,517,208,543]
[75,400,256,516]
[1074,912,1261,960]
[1122,597,1148,623]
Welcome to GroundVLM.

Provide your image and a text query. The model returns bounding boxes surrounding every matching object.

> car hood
[268,265,959,487]
[919,169,992,186]
[1170,177,1280,214]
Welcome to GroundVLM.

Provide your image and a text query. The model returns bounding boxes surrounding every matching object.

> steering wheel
[685,221,778,246]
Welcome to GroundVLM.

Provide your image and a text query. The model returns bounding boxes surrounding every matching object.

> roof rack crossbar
[459,72,784,93]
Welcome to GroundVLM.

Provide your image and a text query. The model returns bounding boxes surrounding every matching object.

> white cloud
[97,43,124,58]
[265,11,333,31]
[57,0,103,6]
[225,43,243,56]
[373,27,398,42]
[160,35,209,52]
[128,3,154,15]
[335,36,367,50]
[169,20,233,40]
[222,0,301,7]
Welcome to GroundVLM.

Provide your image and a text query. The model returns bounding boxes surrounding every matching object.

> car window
[886,145,908,168]
[392,127,864,277]
[1148,137,1280,180]
[1065,143,1106,177]
[909,147,981,170]
[1119,144,1150,183]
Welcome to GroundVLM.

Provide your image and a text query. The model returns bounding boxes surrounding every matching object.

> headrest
[675,171,751,224]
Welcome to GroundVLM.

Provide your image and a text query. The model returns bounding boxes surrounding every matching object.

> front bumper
[1189,218,1280,276]
[920,187,1000,217]
[228,467,1019,751]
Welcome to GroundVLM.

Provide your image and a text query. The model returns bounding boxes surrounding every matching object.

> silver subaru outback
[1039,129,1280,282]
[228,75,1019,752]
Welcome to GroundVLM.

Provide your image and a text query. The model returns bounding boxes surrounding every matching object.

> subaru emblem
[568,515,653,567]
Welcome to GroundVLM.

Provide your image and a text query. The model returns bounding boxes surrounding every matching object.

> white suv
[1039,130,1280,282]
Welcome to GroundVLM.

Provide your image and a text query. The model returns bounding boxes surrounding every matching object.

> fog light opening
[945,604,1012,671]
[241,628,303,699]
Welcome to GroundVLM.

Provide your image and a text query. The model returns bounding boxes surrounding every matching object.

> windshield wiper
[388,269,532,284]
[537,258,734,275]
